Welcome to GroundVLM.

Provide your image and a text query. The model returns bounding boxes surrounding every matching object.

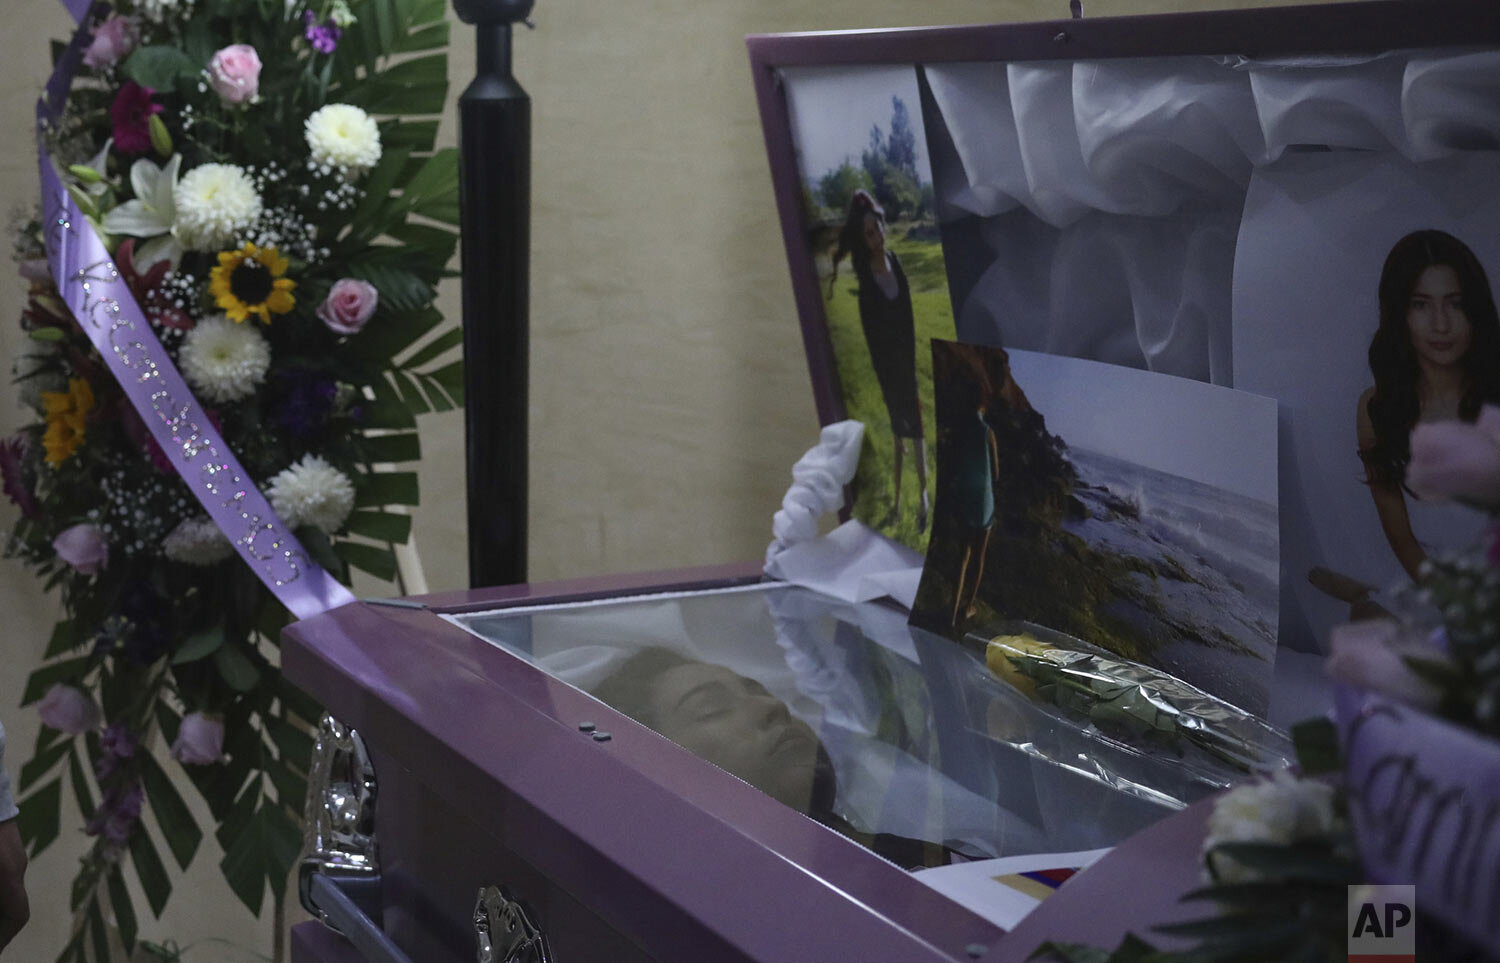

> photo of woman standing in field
[1357,229,1500,580]
[781,65,957,550]
[829,190,930,532]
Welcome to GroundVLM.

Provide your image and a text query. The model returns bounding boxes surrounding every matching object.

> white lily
[101,153,185,268]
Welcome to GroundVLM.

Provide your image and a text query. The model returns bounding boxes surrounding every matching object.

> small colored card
[913,847,1112,930]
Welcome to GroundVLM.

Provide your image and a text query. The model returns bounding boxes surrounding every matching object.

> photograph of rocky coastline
[912,342,1279,713]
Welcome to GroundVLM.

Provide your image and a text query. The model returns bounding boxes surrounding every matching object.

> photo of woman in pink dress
[1357,229,1500,579]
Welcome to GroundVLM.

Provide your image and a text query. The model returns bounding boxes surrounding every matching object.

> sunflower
[209,243,296,323]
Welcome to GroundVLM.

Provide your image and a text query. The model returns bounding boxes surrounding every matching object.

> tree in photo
[861,96,924,222]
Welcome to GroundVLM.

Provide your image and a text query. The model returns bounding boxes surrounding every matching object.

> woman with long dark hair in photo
[1357,229,1500,580]
[829,189,929,531]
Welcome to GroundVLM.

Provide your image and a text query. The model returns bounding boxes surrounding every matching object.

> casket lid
[746,0,1500,427]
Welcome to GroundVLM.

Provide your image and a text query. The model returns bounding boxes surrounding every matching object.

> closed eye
[678,681,733,721]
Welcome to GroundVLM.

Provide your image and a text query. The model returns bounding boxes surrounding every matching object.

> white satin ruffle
[1403,51,1500,157]
[763,420,923,608]
[930,50,1500,226]
[766,419,864,559]
[926,49,1500,386]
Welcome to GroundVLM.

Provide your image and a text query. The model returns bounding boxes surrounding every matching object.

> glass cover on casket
[447,583,1277,868]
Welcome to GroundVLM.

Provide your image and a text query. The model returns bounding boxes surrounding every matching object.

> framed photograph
[749,2,1500,655]
[910,342,1280,713]
[782,65,958,550]
[1234,152,1500,649]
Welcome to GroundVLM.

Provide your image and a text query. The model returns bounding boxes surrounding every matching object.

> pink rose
[208,44,262,104]
[317,279,379,335]
[1406,406,1500,505]
[53,522,109,574]
[171,712,225,765]
[1326,619,1446,709]
[38,684,102,735]
[84,14,138,70]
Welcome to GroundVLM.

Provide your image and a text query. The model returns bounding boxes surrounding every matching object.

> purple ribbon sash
[38,3,355,619]
[60,0,92,25]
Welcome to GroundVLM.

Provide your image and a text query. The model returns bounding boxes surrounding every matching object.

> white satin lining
[930,50,1500,224]
[924,49,1500,384]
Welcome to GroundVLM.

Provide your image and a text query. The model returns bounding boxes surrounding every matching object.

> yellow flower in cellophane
[209,242,296,323]
[41,377,95,465]
[986,633,1056,700]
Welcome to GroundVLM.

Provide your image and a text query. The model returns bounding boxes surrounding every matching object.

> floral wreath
[6,0,462,958]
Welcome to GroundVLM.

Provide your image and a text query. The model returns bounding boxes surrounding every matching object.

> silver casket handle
[300,714,420,963]
[475,885,552,963]
[299,715,553,963]
[300,714,380,921]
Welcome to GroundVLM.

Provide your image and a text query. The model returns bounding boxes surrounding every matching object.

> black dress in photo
[856,252,923,440]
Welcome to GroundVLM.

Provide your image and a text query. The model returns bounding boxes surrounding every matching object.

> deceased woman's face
[1407,264,1471,370]
[643,661,820,811]
[862,212,885,258]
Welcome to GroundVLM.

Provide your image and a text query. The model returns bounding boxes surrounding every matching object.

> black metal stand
[453,0,532,587]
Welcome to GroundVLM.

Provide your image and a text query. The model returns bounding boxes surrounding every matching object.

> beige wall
[0,0,1332,957]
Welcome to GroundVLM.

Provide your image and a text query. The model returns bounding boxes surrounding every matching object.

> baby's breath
[89,467,194,558]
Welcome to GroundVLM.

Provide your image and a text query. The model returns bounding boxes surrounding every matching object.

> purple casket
[285,2,1500,960]
[283,571,1197,962]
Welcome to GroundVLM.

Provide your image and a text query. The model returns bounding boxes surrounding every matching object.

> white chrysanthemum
[304,104,381,177]
[138,0,194,22]
[162,516,234,566]
[174,163,262,251]
[267,454,356,533]
[1202,770,1336,883]
[179,316,271,403]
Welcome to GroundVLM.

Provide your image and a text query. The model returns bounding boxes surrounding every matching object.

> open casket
[286,2,1500,961]
[286,571,1219,963]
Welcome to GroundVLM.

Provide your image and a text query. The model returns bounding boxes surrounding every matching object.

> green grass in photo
[823,225,956,552]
